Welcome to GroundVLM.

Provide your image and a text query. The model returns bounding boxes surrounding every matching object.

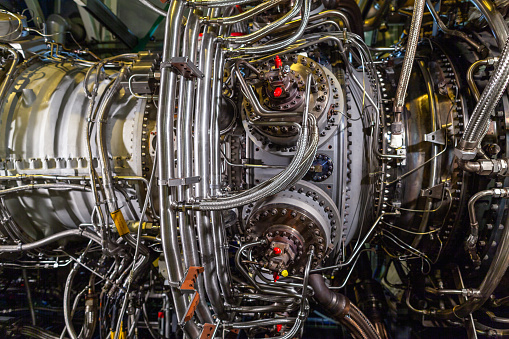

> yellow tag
[153,257,160,268]
[281,270,289,277]
[110,331,115,339]
[111,209,130,236]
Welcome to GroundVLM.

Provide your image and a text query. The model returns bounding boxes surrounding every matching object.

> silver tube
[0,229,103,253]
[97,67,128,213]
[225,0,303,45]
[176,9,213,324]
[211,22,235,304]
[194,26,227,318]
[205,0,285,25]
[156,1,200,337]
[235,0,311,55]
[394,0,426,110]
[138,0,167,16]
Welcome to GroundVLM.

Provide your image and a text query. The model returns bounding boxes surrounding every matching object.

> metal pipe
[205,0,285,25]
[156,2,199,336]
[22,269,36,326]
[175,9,213,325]
[235,0,311,55]
[211,23,235,304]
[269,10,351,35]
[97,67,128,213]
[0,229,103,253]
[194,24,228,318]
[467,58,497,102]
[224,0,303,45]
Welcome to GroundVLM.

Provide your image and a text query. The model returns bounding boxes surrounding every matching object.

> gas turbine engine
[0,4,381,338]
[1,0,509,338]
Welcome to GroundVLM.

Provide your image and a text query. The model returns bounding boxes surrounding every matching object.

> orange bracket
[182,292,200,323]
[199,323,216,339]
[180,266,204,292]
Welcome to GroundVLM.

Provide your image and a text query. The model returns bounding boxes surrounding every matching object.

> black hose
[309,274,381,338]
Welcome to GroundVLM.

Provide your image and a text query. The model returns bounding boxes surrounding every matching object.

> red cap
[273,87,283,98]
[273,272,280,282]
[276,324,283,332]
[273,247,282,255]
[275,55,282,69]
[158,312,164,318]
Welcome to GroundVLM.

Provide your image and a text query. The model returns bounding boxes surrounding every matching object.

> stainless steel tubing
[0,229,103,253]
[236,0,311,55]
[394,0,426,110]
[205,0,285,25]
[138,0,167,16]
[270,10,351,36]
[194,25,228,318]
[211,22,235,304]
[175,9,213,324]
[157,1,200,337]
[467,59,490,102]
[225,0,303,45]
[0,183,90,196]
[64,263,80,339]
[97,67,128,213]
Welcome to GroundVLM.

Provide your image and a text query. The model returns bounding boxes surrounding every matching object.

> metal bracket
[425,129,446,145]
[180,291,200,325]
[167,176,200,187]
[159,176,200,187]
[421,183,445,199]
[200,323,218,339]
[161,57,204,79]
[180,266,204,292]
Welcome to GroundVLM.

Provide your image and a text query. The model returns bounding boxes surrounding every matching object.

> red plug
[273,272,280,282]
[275,55,283,69]
[273,87,283,97]
[276,324,283,332]
[273,247,282,255]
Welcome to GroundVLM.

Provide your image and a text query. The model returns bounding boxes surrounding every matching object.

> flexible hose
[235,0,311,54]
[394,0,426,110]
[225,0,303,45]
